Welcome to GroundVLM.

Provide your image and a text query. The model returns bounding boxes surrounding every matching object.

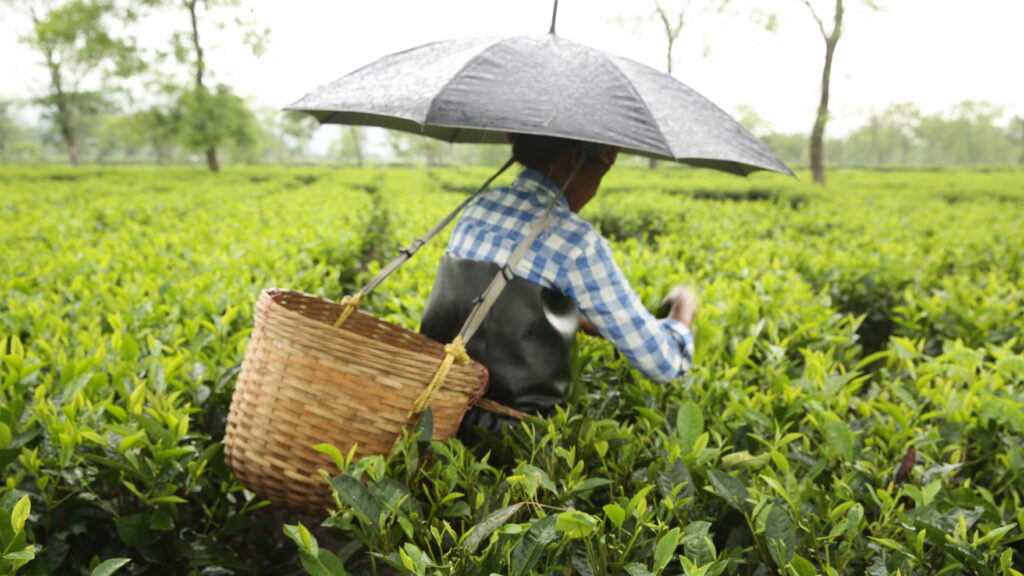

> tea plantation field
[1,165,1023,575]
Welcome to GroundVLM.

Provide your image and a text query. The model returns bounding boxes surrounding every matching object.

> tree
[172,83,260,165]
[617,1,731,169]
[800,0,843,184]
[386,130,448,166]
[0,100,26,161]
[157,0,268,171]
[1011,116,1024,165]
[278,111,318,163]
[330,126,367,167]
[760,132,807,167]
[844,102,920,167]
[790,0,880,182]
[9,0,141,165]
[734,104,772,137]
[652,0,732,74]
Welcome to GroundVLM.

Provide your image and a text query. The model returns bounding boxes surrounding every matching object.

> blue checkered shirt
[447,169,694,383]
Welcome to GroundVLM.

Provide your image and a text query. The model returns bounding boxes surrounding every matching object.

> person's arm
[581,285,697,336]
[560,234,697,382]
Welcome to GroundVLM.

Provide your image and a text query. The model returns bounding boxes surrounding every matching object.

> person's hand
[662,284,698,329]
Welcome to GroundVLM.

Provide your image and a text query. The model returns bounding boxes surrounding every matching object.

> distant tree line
[1,96,1020,169]
[1,0,1020,171]
[757,101,1023,169]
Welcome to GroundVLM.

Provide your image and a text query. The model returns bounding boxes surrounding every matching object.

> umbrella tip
[549,0,558,35]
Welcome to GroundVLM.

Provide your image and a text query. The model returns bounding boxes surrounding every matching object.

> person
[420,134,698,446]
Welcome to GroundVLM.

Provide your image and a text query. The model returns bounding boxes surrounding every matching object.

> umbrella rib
[424,36,510,139]
[602,56,673,158]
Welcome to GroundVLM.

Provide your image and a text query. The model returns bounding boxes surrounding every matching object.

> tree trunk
[809,0,843,185]
[58,103,80,166]
[353,130,364,167]
[43,45,79,166]
[206,146,219,171]
[188,0,219,172]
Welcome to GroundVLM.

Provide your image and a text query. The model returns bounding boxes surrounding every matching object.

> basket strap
[456,159,583,345]
[334,157,516,328]
[474,398,530,420]
[410,336,470,416]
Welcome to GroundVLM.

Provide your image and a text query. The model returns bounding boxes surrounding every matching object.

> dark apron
[420,256,579,444]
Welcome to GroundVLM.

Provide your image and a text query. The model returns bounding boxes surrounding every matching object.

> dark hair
[511,134,583,172]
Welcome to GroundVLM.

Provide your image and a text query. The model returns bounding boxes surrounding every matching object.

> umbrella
[287,33,791,176]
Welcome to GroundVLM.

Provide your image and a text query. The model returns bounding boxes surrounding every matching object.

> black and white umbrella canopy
[288,34,792,176]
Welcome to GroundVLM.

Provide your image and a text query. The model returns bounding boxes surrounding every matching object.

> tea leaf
[602,503,626,529]
[789,554,816,576]
[824,420,855,462]
[329,474,383,528]
[654,527,680,573]
[90,558,131,576]
[571,543,596,576]
[298,548,348,576]
[721,450,770,470]
[556,510,599,539]
[707,470,749,512]
[511,515,558,576]
[975,524,1015,548]
[464,503,524,553]
[624,562,655,576]
[567,477,611,497]
[11,495,30,532]
[765,507,795,566]
[675,401,704,452]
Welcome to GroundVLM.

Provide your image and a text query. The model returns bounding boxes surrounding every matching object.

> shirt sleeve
[558,231,694,383]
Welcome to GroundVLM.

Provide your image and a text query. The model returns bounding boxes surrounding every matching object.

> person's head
[510,133,619,213]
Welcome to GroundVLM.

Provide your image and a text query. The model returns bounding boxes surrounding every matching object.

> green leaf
[312,443,346,472]
[298,548,348,576]
[789,554,816,576]
[603,503,626,529]
[571,543,595,576]
[329,474,383,528]
[707,469,749,512]
[149,509,174,532]
[511,515,558,576]
[566,477,611,497]
[682,521,714,565]
[675,401,704,452]
[148,495,187,504]
[765,507,795,566]
[4,550,35,561]
[0,422,11,448]
[117,431,147,454]
[556,510,598,539]
[721,450,770,470]
[624,562,655,576]
[11,496,30,532]
[90,558,131,576]
[464,503,524,553]
[975,523,1015,547]
[115,513,159,548]
[824,420,855,462]
[653,527,680,574]
[154,447,195,463]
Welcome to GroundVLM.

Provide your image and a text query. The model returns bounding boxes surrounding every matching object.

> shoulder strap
[334,157,515,325]
[457,160,583,345]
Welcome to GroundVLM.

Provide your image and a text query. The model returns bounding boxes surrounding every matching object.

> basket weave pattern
[224,289,487,514]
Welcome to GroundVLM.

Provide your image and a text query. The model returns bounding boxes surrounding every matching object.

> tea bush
[1,165,1022,575]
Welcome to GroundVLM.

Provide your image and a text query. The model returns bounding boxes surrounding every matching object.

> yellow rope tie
[333,292,363,327]
[411,336,470,416]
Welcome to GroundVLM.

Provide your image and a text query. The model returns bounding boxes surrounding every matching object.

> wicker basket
[224,288,488,514]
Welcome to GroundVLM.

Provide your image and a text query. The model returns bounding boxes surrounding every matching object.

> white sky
[3,0,1022,139]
